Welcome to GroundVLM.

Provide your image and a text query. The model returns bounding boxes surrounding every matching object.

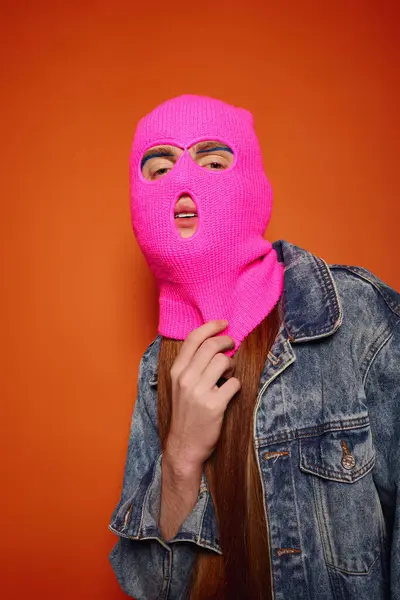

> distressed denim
[108,240,400,600]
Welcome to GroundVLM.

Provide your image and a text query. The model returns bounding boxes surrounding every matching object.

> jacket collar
[149,240,343,384]
[273,239,342,342]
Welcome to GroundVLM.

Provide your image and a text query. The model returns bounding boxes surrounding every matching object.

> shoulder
[274,240,400,345]
[328,263,400,322]
[326,263,400,376]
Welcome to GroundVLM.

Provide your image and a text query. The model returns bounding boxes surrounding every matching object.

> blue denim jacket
[108,240,400,600]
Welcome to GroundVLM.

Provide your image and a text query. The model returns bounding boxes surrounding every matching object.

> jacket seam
[163,547,172,600]
[169,537,223,554]
[255,416,370,447]
[107,524,172,551]
[329,264,400,318]
[300,453,376,482]
[138,359,159,429]
[197,485,215,548]
[142,392,158,430]
[359,322,396,383]
[363,319,400,387]
[318,257,343,328]
[289,436,312,600]
[138,451,163,538]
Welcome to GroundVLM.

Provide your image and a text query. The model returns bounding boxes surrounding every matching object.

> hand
[165,320,241,471]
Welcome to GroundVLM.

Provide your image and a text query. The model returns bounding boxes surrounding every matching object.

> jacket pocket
[299,423,385,574]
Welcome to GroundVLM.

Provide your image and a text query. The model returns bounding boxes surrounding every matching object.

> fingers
[198,351,232,392]
[171,320,230,376]
[168,321,241,466]
[188,335,235,379]
[216,376,242,407]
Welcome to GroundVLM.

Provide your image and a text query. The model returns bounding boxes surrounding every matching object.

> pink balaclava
[130,94,284,357]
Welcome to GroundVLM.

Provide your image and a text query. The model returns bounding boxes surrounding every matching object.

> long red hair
[156,303,281,599]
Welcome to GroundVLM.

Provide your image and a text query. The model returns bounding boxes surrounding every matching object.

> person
[107,94,400,600]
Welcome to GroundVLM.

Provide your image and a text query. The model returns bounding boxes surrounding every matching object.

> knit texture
[130,95,284,356]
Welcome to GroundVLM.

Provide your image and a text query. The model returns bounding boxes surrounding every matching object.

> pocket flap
[299,424,376,483]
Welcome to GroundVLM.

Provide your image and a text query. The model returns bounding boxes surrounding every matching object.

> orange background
[2,1,399,599]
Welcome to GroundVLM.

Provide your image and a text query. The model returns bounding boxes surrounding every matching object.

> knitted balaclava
[130,94,283,357]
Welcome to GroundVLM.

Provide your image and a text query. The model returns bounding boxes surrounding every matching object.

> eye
[141,146,181,181]
[142,157,175,181]
[197,155,230,171]
[191,141,234,172]
[206,160,225,170]
[151,166,172,180]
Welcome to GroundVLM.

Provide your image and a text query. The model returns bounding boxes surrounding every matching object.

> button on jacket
[108,240,400,600]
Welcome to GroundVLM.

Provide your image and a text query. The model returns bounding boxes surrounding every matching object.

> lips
[174,206,198,217]
[174,215,198,230]
[174,194,198,234]
[174,194,197,217]
[174,212,197,219]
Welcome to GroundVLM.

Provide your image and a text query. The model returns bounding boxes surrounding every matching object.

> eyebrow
[195,142,233,154]
[196,146,233,155]
[141,146,175,169]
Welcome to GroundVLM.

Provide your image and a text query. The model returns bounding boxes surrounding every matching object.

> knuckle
[215,353,231,369]
[185,329,197,343]
[223,376,240,394]
[177,372,191,390]
[191,386,203,402]
[233,377,241,389]
[177,377,188,391]
[203,337,220,353]
[204,396,218,411]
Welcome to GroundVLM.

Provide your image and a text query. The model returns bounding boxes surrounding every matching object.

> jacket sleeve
[107,342,221,600]
[365,319,400,599]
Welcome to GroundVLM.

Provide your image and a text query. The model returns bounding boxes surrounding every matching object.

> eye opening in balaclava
[139,139,236,183]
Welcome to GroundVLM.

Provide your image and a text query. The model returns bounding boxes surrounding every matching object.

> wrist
[163,446,203,481]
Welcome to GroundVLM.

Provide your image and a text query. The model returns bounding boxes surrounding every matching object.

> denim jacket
[108,240,400,600]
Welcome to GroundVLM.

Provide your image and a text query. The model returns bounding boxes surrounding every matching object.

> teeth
[175,213,197,218]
